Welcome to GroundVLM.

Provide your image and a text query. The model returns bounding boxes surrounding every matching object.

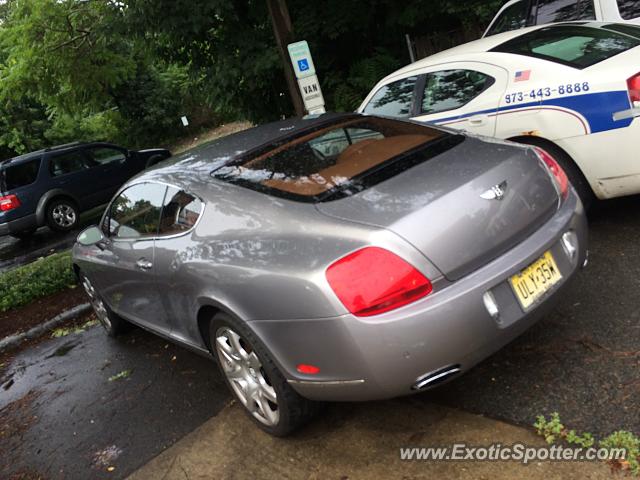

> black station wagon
[0,142,171,239]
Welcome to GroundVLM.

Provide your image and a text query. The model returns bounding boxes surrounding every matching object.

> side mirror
[77,226,106,247]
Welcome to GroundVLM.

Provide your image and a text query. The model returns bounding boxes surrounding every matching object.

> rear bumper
[249,191,588,402]
[0,213,38,236]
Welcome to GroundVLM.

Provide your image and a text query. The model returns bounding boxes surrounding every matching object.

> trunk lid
[316,137,560,281]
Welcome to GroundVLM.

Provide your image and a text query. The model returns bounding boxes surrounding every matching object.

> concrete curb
[0,303,92,352]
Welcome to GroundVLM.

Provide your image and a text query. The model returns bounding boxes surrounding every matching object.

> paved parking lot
[0,195,638,478]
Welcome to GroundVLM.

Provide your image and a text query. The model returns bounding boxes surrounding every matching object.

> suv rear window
[212,117,462,202]
[1,158,41,191]
[491,25,640,68]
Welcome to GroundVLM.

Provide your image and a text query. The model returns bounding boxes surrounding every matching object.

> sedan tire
[210,312,319,436]
[80,273,130,337]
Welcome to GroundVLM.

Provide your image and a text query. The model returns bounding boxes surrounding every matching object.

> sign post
[287,41,326,115]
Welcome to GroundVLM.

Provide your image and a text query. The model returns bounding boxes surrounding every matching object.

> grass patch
[0,251,76,312]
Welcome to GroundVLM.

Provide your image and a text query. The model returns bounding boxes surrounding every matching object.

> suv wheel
[46,199,79,232]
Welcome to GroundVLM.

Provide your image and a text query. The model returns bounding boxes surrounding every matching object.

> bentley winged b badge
[480,181,508,201]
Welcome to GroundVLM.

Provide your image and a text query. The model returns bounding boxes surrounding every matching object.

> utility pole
[266,0,305,117]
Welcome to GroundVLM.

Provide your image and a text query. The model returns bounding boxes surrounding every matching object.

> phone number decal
[505,82,590,104]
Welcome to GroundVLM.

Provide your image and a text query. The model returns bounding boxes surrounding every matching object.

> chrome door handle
[136,259,153,271]
[469,116,487,126]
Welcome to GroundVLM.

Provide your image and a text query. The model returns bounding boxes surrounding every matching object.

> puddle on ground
[46,341,80,359]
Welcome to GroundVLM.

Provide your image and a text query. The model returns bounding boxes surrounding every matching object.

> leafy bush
[0,251,76,312]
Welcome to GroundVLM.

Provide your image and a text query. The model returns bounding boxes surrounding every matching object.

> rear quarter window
[1,158,41,191]
[362,77,418,118]
[491,25,640,68]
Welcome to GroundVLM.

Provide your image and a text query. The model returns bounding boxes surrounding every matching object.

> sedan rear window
[212,117,461,202]
[491,25,640,68]
[1,159,41,191]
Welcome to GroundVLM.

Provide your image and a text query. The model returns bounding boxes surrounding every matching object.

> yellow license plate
[509,251,562,310]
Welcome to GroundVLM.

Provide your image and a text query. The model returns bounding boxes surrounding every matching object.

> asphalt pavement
[0,195,638,479]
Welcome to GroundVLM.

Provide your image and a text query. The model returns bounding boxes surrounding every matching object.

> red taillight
[534,147,568,200]
[627,72,640,105]
[326,247,433,317]
[0,194,21,212]
[296,364,320,375]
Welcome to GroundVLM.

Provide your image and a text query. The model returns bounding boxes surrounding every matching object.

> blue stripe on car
[434,91,633,134]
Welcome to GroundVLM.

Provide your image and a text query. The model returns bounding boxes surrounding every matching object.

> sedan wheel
[81,275,112,331]
[79,272,129,337]
[215,326,279,427]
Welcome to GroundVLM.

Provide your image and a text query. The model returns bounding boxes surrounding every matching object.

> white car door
[411,62,510,137]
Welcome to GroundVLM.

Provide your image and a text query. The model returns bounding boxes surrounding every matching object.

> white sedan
[358,22,640,204]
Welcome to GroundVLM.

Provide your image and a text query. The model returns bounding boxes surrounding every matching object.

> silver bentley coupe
[72,113,587,436]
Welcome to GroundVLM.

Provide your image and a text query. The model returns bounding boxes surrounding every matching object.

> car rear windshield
[1,158,41,191]
[491,24,640,68]
[211,117,462,202]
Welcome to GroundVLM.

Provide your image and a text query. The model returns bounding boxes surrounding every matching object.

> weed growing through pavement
[535,412,640,474]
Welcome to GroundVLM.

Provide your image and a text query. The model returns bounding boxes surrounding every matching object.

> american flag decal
[515,70,531,82]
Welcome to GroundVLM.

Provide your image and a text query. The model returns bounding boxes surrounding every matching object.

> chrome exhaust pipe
[412,365,462,391]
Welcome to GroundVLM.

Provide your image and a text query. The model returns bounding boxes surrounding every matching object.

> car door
[47,150,100,209]
[411,63,510,137]
[85,146,131,204]
[150,186,206,348]
[89,182,172,334]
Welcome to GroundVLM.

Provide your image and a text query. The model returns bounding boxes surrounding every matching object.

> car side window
[158,187,203,236]
[534,0,593,23]
[108,183,166,239]
[362,77,418,118]
[617,0,640,20]
[486,0,531,36]
[89,147,127,167]
[49,151,89,177]
[420,70,494,116]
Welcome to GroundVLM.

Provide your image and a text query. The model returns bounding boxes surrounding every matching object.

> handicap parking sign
[288,41,316,79]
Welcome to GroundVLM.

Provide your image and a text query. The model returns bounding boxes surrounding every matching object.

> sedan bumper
[249,191,587,402]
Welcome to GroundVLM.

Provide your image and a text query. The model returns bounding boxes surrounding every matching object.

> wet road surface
[0,195,638,479]
[0,325,230,479]
[0,207,104,273]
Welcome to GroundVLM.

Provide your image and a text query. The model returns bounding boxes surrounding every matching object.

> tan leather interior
[262,134,437,196]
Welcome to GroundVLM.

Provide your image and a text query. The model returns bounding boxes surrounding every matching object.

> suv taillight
[326,247,432,317]
[627,72,640,106]
[534,147,568,200]
[0,194,21,212]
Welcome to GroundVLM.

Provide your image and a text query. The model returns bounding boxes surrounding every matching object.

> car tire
[515,138,595,209]
[46,198,80,232]
[79,272,130,337]
[210,312,319,436]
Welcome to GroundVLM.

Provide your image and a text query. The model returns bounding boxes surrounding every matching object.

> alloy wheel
[215,327,279,426]
[81,276,112,330]
[51,204,77,228]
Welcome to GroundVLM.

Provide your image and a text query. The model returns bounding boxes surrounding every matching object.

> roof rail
[44,141,84,152]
